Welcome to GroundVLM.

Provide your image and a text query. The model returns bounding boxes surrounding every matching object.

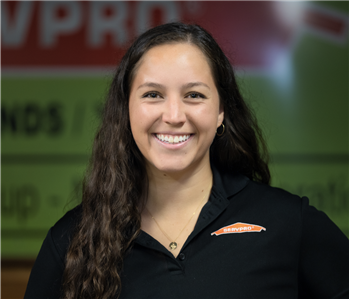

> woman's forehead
[131,43,215,88]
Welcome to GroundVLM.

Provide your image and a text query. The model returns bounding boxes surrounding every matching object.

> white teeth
[155,134,191,144]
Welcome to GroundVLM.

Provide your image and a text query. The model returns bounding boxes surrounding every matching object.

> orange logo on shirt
[211,222,266,236]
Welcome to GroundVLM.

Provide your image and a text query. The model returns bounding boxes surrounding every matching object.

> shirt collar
[211,162,250,200]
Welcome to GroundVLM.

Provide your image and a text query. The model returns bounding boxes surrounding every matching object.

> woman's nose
[162,96,186,125]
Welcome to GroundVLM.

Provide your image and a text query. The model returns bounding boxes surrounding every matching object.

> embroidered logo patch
[211,222,266,236]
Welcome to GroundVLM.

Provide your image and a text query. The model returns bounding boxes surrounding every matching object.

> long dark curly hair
[61,22,270,299]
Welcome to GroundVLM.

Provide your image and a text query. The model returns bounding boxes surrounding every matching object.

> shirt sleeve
[298,197,349,299]
[24,228,65,299]
[24,205,80,299]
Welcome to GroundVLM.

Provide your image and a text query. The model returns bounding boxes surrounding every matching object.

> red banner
[2,1,347,70]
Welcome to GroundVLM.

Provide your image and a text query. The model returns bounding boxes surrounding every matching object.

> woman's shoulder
[217,168,303,209]
[52,204,82,235]
[239,178,348,241]
[245,179,303,206]
[219,170,342,231]
[214,165,300,204]
[49,204,82,256]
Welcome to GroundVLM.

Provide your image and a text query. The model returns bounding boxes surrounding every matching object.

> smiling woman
[24,23,349,299]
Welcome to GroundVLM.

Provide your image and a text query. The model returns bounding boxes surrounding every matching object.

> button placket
[178,253,186,261]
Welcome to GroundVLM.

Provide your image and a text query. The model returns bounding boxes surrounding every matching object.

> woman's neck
[145,160,213,215]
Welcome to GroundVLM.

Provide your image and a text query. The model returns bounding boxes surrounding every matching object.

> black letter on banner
[24,104,41,135]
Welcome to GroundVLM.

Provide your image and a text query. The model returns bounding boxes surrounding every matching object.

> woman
[25,22,349,299]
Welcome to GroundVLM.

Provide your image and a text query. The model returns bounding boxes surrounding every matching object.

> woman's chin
[146,157,209,178]
[150,163,188,175]
[144,159,192,176]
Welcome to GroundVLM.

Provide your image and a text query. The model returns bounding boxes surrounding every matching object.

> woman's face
[129,43,224,175]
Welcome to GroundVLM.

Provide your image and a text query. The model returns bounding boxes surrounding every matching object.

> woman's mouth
[155,134,191,144]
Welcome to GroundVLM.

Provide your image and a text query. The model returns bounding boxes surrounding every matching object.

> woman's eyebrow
[137,82,210,91]
[182,82,210,90]
[137,82,165,90]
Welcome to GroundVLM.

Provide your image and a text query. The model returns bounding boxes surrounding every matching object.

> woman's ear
[217,107,224,128]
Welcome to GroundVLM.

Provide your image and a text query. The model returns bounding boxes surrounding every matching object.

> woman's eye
[144,92,160,98]
[187,93,204,99]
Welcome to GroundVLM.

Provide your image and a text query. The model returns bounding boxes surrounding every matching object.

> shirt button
[178,253,185,261]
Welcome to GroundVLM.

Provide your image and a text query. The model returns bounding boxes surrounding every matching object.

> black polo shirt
[25,168,349,299]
